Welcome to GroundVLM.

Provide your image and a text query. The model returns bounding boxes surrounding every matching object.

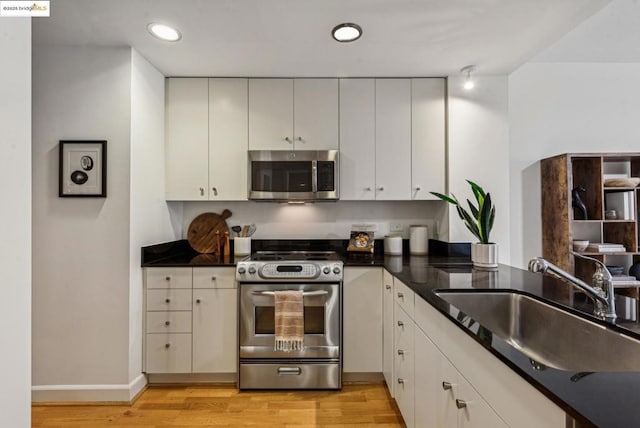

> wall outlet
[390,223,404,233]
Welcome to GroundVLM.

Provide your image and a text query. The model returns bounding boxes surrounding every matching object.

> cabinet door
[343,267,383,372]
[375,79,411,200]
[165,78,209,200]
[248,79,294,150]
[293,79,339,150]
[457,374,508,428]
[339,79,375,200]
[209,78,248,200]
[411,78,445,199]
[414,328,457,428]
[192,288,237,373]
[382,269,395,395]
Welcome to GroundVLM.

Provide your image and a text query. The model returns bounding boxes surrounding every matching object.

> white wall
[182,201,447,241]
[447,75,510,263]
[128,50,178,392]
[32,45,133,399]
[0,17,31,426]
[509,62,640,268]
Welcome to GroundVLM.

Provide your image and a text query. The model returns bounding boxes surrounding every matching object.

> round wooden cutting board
[187,209,232,254]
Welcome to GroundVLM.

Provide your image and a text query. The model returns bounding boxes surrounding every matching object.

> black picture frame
[58,140,107,197]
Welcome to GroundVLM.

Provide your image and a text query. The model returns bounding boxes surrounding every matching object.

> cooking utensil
[231,225,242,237]
[247,224,256,237]
[241,225,250,237]
[187,209,232,254]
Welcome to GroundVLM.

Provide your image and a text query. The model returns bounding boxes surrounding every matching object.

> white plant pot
[471,243,499,270]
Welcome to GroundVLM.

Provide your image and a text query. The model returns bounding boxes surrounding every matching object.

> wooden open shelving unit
[541,153,640,291]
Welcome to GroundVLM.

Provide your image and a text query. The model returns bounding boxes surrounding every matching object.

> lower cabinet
[389,272,565,428]
[343,267,383,373]
[382,269,394,395]
[144,267,237,375]
[414,328,506,428]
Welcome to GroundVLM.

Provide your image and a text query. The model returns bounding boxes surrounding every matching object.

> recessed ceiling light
[147,23,182,42]
[332,23,362,43]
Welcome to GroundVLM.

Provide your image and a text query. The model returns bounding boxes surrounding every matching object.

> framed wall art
[59,140,107,197]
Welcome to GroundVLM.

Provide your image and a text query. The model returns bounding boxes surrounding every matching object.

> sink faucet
[528,253,616,322]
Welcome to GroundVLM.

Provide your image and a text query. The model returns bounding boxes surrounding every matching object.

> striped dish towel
[274,290,304,352]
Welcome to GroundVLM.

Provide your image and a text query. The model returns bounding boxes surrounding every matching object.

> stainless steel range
[236,251,343,390]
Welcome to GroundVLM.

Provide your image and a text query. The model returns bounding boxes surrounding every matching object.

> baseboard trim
[32,374,147,403]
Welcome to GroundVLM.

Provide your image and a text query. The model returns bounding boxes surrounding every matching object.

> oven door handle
[251,290,328,297]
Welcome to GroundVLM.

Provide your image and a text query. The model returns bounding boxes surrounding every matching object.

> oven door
[239,282,340,359]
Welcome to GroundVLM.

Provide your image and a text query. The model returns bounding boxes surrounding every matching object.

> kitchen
[4,0,640,426]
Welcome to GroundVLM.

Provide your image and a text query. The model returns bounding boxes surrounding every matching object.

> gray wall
[0,17,32,426]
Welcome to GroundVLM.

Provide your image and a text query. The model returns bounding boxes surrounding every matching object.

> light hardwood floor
[32,383,405,427]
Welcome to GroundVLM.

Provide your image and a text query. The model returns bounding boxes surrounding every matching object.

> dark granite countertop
[142,238,640,426]
[386,256,640,428]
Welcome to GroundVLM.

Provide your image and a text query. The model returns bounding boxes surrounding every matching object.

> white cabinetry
[411,78,446,199]
[339,79,376,200]
[340,78,445,200]
[248,78,338,150]
[343,267,383,373]
[144,267,238,375]
[375,79,412,200]
[165,78,248,201]
[382,269,395,395]
[192,268,237,372]
[165,78,209,200]
[394,301,415,428]
[209,78,248,200]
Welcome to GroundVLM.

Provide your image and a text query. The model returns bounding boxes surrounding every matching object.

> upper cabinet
[340,78,445,201]
[411,79,446,199]
[248,78,338,150]
[165,78,209,200]
[165,78,248,201]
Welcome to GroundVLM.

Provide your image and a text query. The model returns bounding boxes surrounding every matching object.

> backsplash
[181,200,448,241]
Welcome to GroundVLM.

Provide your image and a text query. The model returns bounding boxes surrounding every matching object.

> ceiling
[32,0,610,77]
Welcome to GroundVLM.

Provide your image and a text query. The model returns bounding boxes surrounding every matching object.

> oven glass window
[255,306,325,334]
[252,161,313,192]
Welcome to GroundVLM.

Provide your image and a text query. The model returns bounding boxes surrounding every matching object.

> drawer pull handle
[165,343,171,349]
[385,284,391,290]
[442,381,453,390]
[397,349,405,356]
[165,321,171,326]
[397,292,404,299]
[456,399,467,409]
[211,276,216,281]
[397,378,405,385]
[278,367,301,375]
[196,299,201,304]
[165,276,171,281]
[397,321,404,327]
[165,298,171,303]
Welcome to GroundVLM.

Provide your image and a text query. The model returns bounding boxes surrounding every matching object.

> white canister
[384,235,403,256]
[409,225,428,255]
[234,237,251,256]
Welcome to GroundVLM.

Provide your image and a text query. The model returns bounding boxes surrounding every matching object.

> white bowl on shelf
[573,240,589,252]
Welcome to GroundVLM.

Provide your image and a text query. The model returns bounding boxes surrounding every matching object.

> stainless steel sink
[435,290,640,372]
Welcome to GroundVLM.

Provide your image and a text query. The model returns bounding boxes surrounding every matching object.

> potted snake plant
[431,180,498,269]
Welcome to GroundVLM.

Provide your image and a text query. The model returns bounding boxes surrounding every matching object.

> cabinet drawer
[394,303,414,350]
[146,289,192,311]
[146,311,192,333]
[145,268,192,289]
[193,267,236,289]
[394,279,415,318]
[395,331,415,428]
[145,333,192,373]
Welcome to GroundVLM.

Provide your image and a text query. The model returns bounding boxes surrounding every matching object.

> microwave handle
[311,160,318,193]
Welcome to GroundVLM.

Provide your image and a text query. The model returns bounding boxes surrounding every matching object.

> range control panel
[236,261,343,282]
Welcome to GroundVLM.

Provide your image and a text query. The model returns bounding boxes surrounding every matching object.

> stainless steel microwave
[248,150,339,201]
